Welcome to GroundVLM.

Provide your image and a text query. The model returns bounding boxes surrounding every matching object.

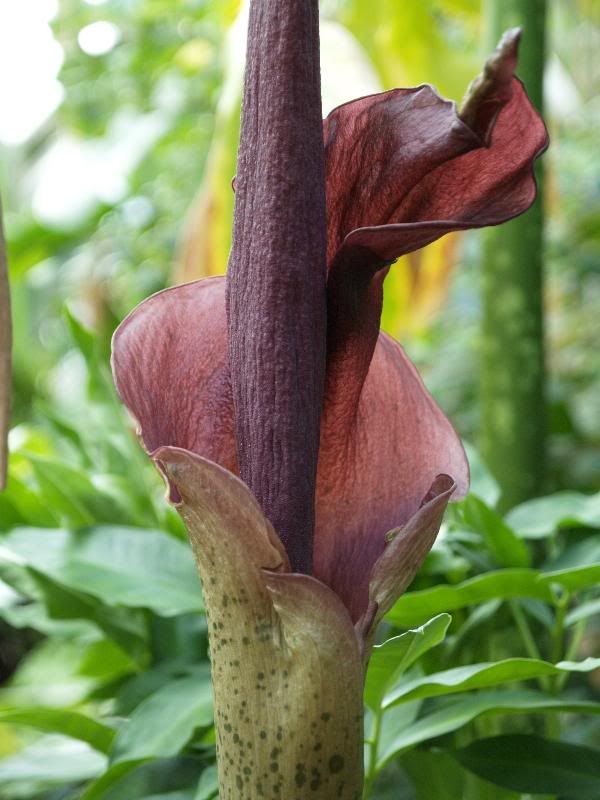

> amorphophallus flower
[112,2,547,796]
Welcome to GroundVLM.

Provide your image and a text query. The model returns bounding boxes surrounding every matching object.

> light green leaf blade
[364,614,451,711]
[111,671,213,763]
[0,707,115,753]
[507,491,600,538]
[384,657,600,708]
[460,495,530,568]
[567,598,600,626]
[195,766,218,800]
[386,569,551,628]
[0,735,107,787]
[0,526,203,616]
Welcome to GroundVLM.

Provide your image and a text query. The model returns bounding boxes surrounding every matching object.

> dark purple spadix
[225,0,327,574]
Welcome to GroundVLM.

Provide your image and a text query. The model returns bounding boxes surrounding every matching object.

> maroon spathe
[112,30,548,626]
[226,0,327,574]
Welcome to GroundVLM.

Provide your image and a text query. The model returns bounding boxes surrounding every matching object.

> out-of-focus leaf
[27,457,137,527]
[110,670,213,763]
[386,569,552,627]
[506,491,600,538]
[381,234,461,338]
[377,690,600,768]
[460,495,530,568]
[567,598,600,626]
[81,756,204,800]
[0,734,107,786]
[0,708,115,754]
[29,570,147,660]
[364,614,451,710]
[0,526,203,616]
[0,474,59,528]
[451,734,600,798]
[341,0,479,97]
[194,766,218,800]
[384,657,600,708]
[388,563,600,627]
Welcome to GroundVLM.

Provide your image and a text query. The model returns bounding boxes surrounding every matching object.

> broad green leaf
[460,495,530,568]
[0,473,59,527]
[387,564,600,627]
[506,491,600,538]
[0,734,107,786]
[195,766,218,800]
[110,670,213,763]
[540,565,600,592]
[27,457,117,527]
[0,708,115,753]
[30,570,148,660]
[81,760,146,800]
[81,756,203,800]
[364,614,451,710]
[377,690,600,769]
[452,734,600,798]
[0,525,203,616]
[384,657,600,708]
[386,569,552,627]
[567,598,600,626]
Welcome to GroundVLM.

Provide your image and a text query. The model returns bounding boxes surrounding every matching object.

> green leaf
[195,766,218,800]
[567,598,600,626]
[540,564,600,592]
[377,690,600,769]
[387,564,600,627]
[460,495,530,568]
[452,734,600,798]
[0,735,107,786]
[0,525,203,616]
[364,614,451,710]
[64,305,97,362]
[506,491,600,538]
[386,569,552,627]
[111,670,213,763]
[384,657,600,708]
[81,760,146,800]
[30,570,148,660]
[0,707,115,753]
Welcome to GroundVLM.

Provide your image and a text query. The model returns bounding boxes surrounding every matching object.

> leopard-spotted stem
[156,447,364,800]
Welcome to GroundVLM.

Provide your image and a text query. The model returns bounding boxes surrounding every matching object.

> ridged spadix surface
[157,447,364,799]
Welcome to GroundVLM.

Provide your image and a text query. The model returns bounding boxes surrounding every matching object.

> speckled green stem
[480,0,547,510]
[158,448,365,800]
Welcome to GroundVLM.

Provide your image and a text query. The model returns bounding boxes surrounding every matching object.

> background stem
[479,0,548,511]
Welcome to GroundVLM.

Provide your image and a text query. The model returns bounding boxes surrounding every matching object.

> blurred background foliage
[0,0,599,798]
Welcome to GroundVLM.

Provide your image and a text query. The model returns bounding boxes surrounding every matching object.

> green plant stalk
[363,708,383,799]
[480,0,547,511]
[508,600,551,692]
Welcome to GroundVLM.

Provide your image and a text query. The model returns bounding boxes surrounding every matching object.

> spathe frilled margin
[0,197,11,491]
